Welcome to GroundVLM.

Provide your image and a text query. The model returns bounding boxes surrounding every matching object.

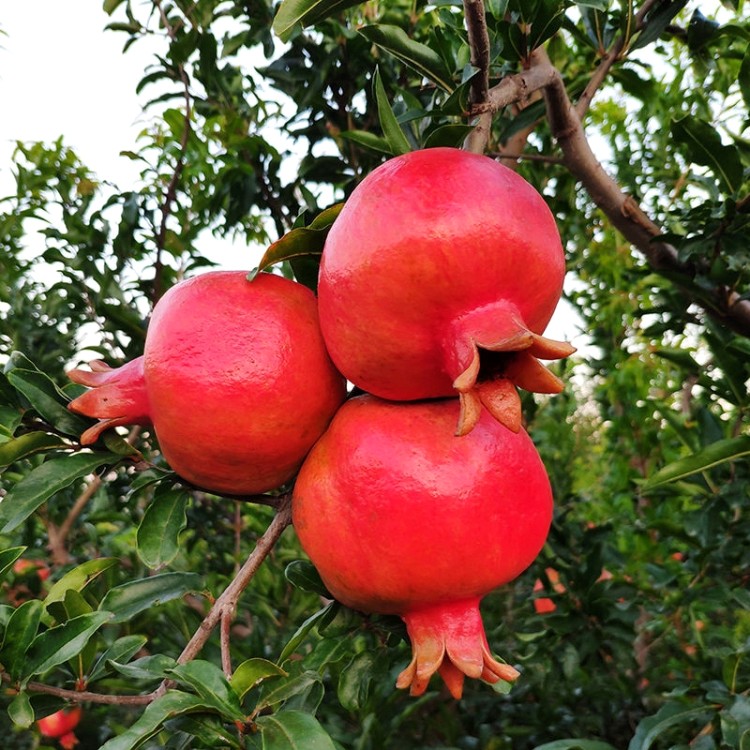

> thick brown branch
[463,0,492,153]
[534,48,750,336]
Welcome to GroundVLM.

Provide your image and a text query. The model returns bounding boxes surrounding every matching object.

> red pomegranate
[318,147,574,435]
[292,395,553,698]
[37,705,82,749]
[68,272,346,495]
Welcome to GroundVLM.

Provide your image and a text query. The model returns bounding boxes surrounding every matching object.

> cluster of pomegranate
[69,147,572,699]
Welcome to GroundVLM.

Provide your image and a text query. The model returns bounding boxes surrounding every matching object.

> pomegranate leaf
[284,560,331,597]
[8,692,34,730]
[136,486,189,569]
[628,702,714,750]
[44,557,120,607]
[0,599,44,681]
[533,741,618,750]
[279,603,339,664]
[273,0,364,42]
[359,25,455,93]
[0,545,26,582]
[25,611,114,680]
[0,452,115,533]
[87,634,149,683]
[644,435,750,489]
[340,129,392,154]
[99,571,203,623]
[168,660,246,722]
[0,431,69,467]
[373,67,411,156]
[256,708,336,750]
[231,658,288,701]
[97,691,207,750]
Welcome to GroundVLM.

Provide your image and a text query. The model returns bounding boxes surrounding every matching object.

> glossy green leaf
[109,654,177,682]
[0,545,26,581]
[671,116,743,194]
[164,714,244,749]
[284,560,330,597]
[99,571,203,623]
[0,451,114,533]
[257,709,337,750]
[231,658,288,701]
[628,702,713,750]
[0,599,44,680]
[136,486,189,569]
[88,634,149,683]
[359,24,455,92]
[6,368,89,437]
[257,671,324,712]
[279,603,338,663]
[644,435,750,488]
[340,130,392,153]
[373,67,411,156]
[629,0,689,51]
[424,124,476,149]
[740,46,750,112]
[0,431,69,467]
[98,690,207,750]
[44,557,119,606]
[103,0,126,14]
[26,611,113,679]
[273,0,364,41]
[8,691,34,729]
[337,651,376,712]
[534,741,618,750]
[168,660,246,721]
[252,203,343,277]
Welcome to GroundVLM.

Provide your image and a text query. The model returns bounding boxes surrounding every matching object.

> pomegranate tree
[292,395,553,699]
[68,271,346,495]
[318,147,574,435]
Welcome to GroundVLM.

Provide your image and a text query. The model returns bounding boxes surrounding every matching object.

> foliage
[0,0,749,748]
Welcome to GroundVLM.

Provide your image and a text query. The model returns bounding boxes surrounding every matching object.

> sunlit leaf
[44,558,119,606]
[8,692,34,729]
[273,0,364,41]
[231,658,288,701]
[0,431,69,467]
[373,67,411,156]
[257,709,337,750]
[136,486,189,569]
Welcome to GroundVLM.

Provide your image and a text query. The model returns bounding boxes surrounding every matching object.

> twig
[156,496,293,695]
[463,0,492,152]
[576,0,662,118]
[1,673,156,706]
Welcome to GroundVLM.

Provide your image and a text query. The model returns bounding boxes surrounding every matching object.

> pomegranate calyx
[444,305,574,435]
[397,599,520,700]
[67,356,151,444]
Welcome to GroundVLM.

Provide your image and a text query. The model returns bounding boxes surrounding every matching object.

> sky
[0,3,584,348]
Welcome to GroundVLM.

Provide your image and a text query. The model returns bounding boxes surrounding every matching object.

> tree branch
[463,0,493,153]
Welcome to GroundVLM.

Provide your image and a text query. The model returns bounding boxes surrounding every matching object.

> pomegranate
[68,272,346,495]
[37,705,82,749]
[318,147,574,435]
[292,395,553,698]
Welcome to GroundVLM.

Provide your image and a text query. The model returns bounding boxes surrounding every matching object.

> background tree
[0,0,749,748]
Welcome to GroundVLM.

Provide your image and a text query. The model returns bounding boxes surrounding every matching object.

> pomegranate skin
[69,272,346,496]
[292,395,553,697]
[318,147,574,435]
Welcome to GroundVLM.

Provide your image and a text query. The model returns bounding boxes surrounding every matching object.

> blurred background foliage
[0,0,749,748]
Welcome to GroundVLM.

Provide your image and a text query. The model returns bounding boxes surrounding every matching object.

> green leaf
[340,130,392,154]
[109,654,177,682]
[0,452,114,533]
[534,741,618,750]
[284,560,331,597]
[0,599,44,680]
[424,124,476,149]
[740,46,750,112]
[0,431,69,467]
[629,0,689,51]
[279,603,338,663]
[103,0,126,14]
[26,611,113,679]
[136,486,189,569]
[98,690,206,750]
[359,24,455,92]
[644,435,750,488]
[373,67,411,156]
[168,660,245,721]
[671,116,742,193]
[337,651,376,712]
[257,671,324,712]
[231,658,288,701]
[628,702,714,750]
[272,0,364,41]
[44,557,119,606]
[88,634,149,683]
[99,571,203,623]
[8,691,34,729]
[257,709,337,750]
[0,545,26,581]
[6,368,89,437]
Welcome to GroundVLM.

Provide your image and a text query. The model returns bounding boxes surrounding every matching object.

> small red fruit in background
[68,272,346,496]
[532,568,566,614]
[318,147,574,436]
[12,558,51,581]
[37,705,82,749]
[293,395,553,699]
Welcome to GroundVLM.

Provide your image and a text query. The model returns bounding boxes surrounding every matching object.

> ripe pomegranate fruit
[292,395,553,699]
[318,147,574,435]
[68,272,346,495]
[37,705,82,749]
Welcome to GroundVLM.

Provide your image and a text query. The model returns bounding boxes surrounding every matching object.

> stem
[463,0,492,153]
